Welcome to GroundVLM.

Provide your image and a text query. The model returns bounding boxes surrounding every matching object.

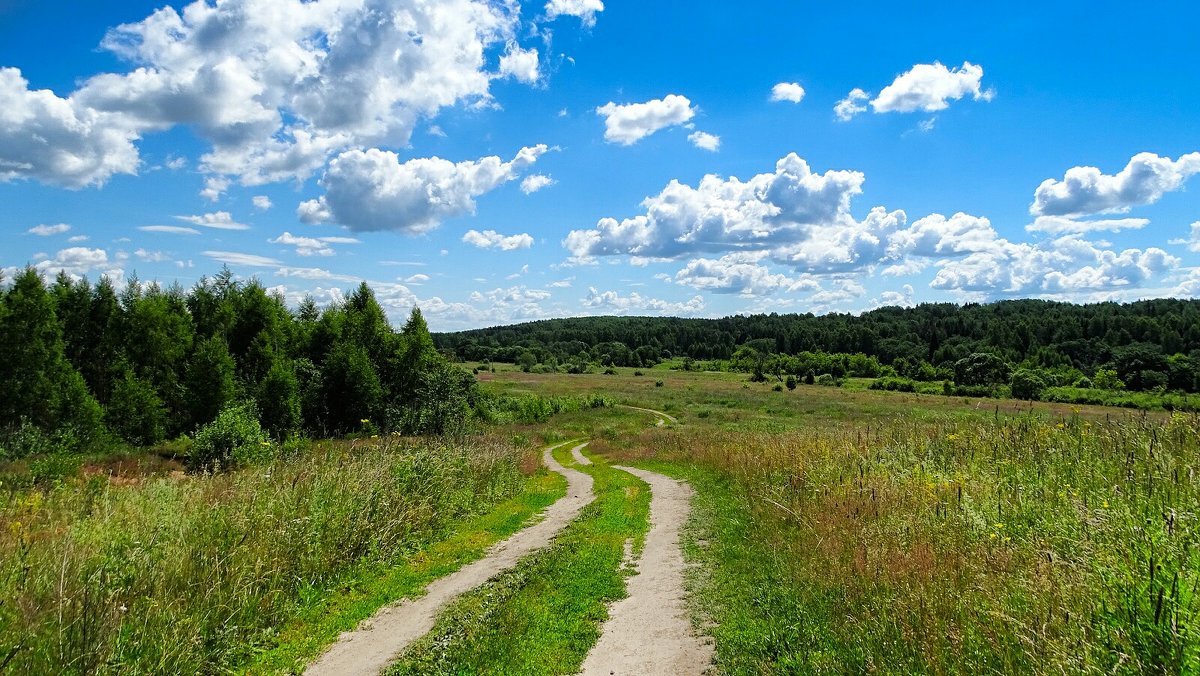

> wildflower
[1102,500,1109,508]
[1055,423,1065,430]
[260,441,270,446]
[990,533,997,539]
[119,604,128,613]
[996,523,1005,529]
[360,418,370,424]
[946,433,959,441]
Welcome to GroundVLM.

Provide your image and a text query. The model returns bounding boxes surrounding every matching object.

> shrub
[1093,368,1125,391]
[655,380,665,388]
[190,404,270,470]
[785,375,797,390]
[106,369,167,446]
[869,377,916,393]
[816,374,838,387]
[1010,369,1048,401]
[604,367,618,375]
[773,384,784,392]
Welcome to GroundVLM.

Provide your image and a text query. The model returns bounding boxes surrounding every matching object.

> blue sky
[2,0,1199,330]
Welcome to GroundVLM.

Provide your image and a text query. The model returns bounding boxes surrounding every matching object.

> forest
[436,299,1200,404]
[0,267,475,463]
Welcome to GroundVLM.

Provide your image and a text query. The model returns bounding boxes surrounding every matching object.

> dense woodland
[436,299,1200,399]
[0,267,475,460]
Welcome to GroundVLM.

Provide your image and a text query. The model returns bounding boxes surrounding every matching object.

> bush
[106,369,167,446]
[1010,369,1048,401]
[603,367,618,375]
[655,380,665,388]
[816,374,839,387]
[190,404,270,470]
[773,384,784,392]
[785,375,797,390]
[869,377,917,393]
[634,370,644,377]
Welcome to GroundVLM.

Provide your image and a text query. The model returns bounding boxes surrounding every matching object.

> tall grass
[619,411,1200,673]
[0,436,533,674]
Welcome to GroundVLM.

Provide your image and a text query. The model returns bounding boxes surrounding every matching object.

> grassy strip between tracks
[385,444,650,675]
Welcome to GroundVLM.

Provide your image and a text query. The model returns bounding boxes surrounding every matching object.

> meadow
[3,363,1199,674]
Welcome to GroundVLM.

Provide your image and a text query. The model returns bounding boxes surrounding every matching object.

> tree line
[436,299,1200,396]
[0,267,474,459]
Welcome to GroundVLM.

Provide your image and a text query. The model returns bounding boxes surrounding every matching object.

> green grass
[245,467,566,674]
[593,410,1200,674]
[0,436,541,674]
[385,443,651,675]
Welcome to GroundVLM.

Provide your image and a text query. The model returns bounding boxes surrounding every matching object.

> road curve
[617,405,679,425]
[579,465,712,675]
[306,442,594,675]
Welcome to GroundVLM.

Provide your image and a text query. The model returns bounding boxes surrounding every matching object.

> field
[3,364,1199,673]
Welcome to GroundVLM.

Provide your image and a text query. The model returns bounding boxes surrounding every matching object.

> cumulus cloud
[1,0,533,190]
[544,0,604,26]
[0,68,140,188]
[2,247,121,283]
[405,273,430,283]
[498,43,540,84]
[834,88,870,121]
[1030,152,1200,217]
[564,153,865,259]
[133,248,170,262]
[688,131,721,152]
[596,95,695,145]
[931,235,1177,296]
[299,144,549,233]
[252,195,273,211]
[177,211,250,230]
[1187,222,1200,253]
[462,229,535,250]
[673,252,819,296]
[582,287,705,316]
[27,223,71,236]
[871,61,993,114]
[521,174,555,194]
[770,82,806,103]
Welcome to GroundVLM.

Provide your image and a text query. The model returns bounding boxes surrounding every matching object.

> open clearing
[306,442,595,675]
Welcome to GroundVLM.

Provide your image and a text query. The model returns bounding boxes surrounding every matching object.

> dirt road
[617,404,679,425]
[580,465,712,675]
[305,442,594,675]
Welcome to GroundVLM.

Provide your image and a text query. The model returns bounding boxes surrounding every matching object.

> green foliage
[321,342,384,434]
[190,404,270,470]
[1094,368,1125,391]
[257,359,302,439]
[954,352,1011,387]
[1010,368,1048,401]
[785,375,797,390]
[186,335,237,429]
[870,376,917,392]
[107,368,168,446]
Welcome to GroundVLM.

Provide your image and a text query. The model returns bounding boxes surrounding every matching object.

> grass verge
[244,467,566,674]
[384,444,650,675]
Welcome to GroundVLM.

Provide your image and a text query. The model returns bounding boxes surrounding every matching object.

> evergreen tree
[257,359,302,439]
[186,336,237,429]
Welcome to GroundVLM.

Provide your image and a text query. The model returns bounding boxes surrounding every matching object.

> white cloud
[876,284,915,308]
[871,61,993,114]
[200,176,230,202]
[139,225,200,235]
[498,43,540,84]
[564,153,865,259]
[1030,152,1200,217]
[544,0,605,27]
[506,264,531,280]
[771,207,907,273]
[931,235,1177,296]
[889,212,1000,257]
[27,223,71,236]
[770,82,806,104]
[582,287,705,316]
[68,235,89,243]
[596,95,695,145]
[521,174,556,194]
[1026,216,1150,235]
[1187,222,1200,253]
[463,229,535,250]
[177,211,250,230]
[0,68,140,188]
[270,231,339,257]
[203,250,281,268]
[133,248,170,262]
[3,0,530,190]
[834,88,870,121]
[299,144,549,233]
[405,274,431,283]
[688,131,721,152]
[252,195,273,211]
[673,252,818,296]
[2,247,121,283]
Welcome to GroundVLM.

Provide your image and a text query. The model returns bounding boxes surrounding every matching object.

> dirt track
[305,442,594,675]
[579,465,712,675]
